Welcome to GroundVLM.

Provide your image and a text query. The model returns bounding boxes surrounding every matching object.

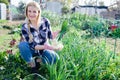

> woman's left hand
[52,30,60,39]
[57,43,64,50]
[51,39,64,51]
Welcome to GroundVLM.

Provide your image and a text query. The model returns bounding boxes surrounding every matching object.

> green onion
[57,20,69,41]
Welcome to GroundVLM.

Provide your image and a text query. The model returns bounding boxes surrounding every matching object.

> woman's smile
[27,6,39,21]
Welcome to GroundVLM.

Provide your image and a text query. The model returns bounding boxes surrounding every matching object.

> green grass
[0,12,120,80]
[0,26,120,80]
[0,20,8,23]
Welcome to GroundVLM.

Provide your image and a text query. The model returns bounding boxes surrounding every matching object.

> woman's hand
[44,43,53,50]
[56,43,64,50]
[35,41,63,51]
[52,30,60,39]
[44,42,63,51]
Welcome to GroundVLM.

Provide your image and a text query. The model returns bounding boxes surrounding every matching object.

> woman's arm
[52,30,60,39]
[34,44,56,50]
[34,45,45,50]
[35,42,61,50]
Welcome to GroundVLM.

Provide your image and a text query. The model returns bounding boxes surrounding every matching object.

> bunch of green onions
[57,20,69,41]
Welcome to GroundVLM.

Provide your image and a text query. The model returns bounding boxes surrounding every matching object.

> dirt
[0,29,9,36]
[8,20,24,25]
[0,20,24,36]
[105,38,120,54]
[0,20,24,27]
[0,20,23,51]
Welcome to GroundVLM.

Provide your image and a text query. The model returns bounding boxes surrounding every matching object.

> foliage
[0,12,120,80]
[70,13,87,29]
[41,10,62,28]
[57,19,69,41]
[8,24,22,34]
[61,6,70,14]
[46,27,120,80]
[0,51,30,79]
[17,1,26,14]
[0,0,9,6]
[0,20,8,23]
[111,27,120,38]
[0,20,8,27]
[86,19,106,37]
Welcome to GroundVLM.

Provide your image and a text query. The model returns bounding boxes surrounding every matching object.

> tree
[0,0,9,6]
[99,1,105,6]
[116,0,120,10]
[17,1,26,14]
[61,0,74,14]
[47,0,74,7]
[109,0,120,11]
[84,0,96,6]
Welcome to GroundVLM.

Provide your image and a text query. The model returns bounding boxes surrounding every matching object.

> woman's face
[27,6,39,21]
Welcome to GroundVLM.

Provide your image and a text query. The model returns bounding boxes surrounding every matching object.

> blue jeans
[18,41,60,64]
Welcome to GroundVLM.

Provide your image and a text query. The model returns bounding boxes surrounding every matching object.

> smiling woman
[18,1,63,73]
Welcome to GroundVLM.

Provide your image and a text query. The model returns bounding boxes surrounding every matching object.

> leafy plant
[0,11,120,80]
[85,20,106,37]
[0,0,9,6]
[57,20,69,41]
[17,1,26,14]
[61,6,70,14]
[111,27,120,38]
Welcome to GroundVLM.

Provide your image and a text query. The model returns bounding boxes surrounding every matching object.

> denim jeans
[18,41,60,64]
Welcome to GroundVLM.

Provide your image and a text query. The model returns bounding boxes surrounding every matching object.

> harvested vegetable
[57,20,69,41]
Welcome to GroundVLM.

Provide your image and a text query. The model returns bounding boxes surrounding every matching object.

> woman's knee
[42,50,60,64]
[18,41,29,49]
[18,41,33,62]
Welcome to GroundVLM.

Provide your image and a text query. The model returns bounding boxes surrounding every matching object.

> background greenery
[0,11,120,80]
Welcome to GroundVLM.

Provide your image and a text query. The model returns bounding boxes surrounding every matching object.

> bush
[61,6,70,14]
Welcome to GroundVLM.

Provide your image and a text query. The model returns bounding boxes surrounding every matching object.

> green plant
[0,11,120,80]
[17,1,26,14]
[0,0,9,6]
[111,27,120,58]
[0,20,8,23]
[61,6,70,14]
[57,20,69,41]
[112,27,120,38]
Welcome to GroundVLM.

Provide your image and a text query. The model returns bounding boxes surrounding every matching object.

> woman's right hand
[35,43,52,50]
[57,43,64,50]
[52,30,60,39]
[44,42,63,51]
[44,43,53,50]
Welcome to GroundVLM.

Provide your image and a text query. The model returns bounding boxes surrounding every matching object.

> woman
[18,1,62,72]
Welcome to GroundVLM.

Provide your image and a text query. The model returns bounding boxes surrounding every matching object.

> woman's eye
[28,10,31,13]
[33,11,37,13]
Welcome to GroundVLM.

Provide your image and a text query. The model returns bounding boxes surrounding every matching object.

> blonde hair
[25,1,41,43]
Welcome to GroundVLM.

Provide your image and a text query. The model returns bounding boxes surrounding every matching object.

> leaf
[112,27,120,38]
[57,20,69,41]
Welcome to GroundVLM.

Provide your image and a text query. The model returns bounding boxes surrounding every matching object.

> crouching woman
[18,1,63,72]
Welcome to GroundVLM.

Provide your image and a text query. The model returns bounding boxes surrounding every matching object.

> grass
[0,13,120,79]
[0,22,21,53]
[92,37,120,55]
[0,20,8,24]
[0,29,11,51]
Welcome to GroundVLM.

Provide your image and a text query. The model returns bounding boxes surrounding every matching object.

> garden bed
[0,12,120,80]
